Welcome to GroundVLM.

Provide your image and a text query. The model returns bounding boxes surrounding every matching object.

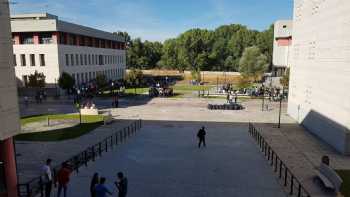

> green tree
[280,68,290,88]
[239,46,269,82]
[58,72,75,93]
[96,74,107,88]
[126,69,144,93]
[28,71,46,88]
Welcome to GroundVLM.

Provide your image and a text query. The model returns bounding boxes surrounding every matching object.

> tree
[280,68,290,88]
[28,71,46,88]
[121,23,275,72]
[239,46,269,82]
[125,69,144,93]
[96,74,107,88]
[58,72,75,93]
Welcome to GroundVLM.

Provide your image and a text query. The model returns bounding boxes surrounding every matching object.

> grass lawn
[172,84,213,92]
[16,114,104,141]
[337,170,350,197]
[124,87,149,95]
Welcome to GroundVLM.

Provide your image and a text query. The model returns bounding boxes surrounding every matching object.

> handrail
[18,119,142,197]
[248,123,311,197]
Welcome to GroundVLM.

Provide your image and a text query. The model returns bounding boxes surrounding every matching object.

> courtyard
[67,121,286,197]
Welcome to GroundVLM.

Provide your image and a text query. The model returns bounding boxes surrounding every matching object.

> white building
[11,13,126,87]
[272,20,293,77]
[288,0,350,154]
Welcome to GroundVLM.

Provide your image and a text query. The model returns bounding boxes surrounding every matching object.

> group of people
[41,159,128,197]
[90,172,128,197]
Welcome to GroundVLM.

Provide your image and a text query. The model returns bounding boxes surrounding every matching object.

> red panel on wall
[277,38,292,46]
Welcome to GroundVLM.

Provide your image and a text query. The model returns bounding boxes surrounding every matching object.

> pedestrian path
[253,123,337,197]
[67,121,286,197]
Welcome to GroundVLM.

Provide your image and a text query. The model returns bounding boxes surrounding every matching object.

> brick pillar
[0,138,18,197]
[33,33,39,44]
[13,34,20,45]
[52,32,59,44]
[76,35,80,46]
[65,33,70,45]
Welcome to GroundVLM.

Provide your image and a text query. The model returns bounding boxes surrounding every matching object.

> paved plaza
[67,121,286,197]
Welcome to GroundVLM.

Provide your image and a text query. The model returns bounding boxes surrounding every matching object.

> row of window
[65,54,125,66]
[14,54,46,67]
[72,68,125,85]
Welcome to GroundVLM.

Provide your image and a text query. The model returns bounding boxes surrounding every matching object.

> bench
[103,114,113,125]
[314,163,343,193]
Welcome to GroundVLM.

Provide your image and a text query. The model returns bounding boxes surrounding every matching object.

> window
[80,55,83,66]
[92,55,95,65]
[88,55,91,65]
[39,33,53,44]
[76,54,79,66]
[13,55,17,66]
[30,54,35,66]
[71,54,74,66]
[0,161,6,193]
[99,55,103,65]
[65,54,69,66]
[21,54,26,66]
[283,25,287,28]
[84,54,87,65]
[21,33,34,44]
[39,54,46,66]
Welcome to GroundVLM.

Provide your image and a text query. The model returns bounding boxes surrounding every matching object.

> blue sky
[10,0,293,42]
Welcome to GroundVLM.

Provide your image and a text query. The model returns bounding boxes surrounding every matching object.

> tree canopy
[239,46,269,82]
[123,24,274,73]
[58,72,75,91]
[28,71,46,88]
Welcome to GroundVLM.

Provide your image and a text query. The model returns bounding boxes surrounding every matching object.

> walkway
[66,121,286,197]
[253,123,340,197]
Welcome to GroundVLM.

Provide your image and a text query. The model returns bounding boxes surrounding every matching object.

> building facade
[11,13,126,87]
[288,0,350,154]
[0,0,21,196]
[272,20,293,77]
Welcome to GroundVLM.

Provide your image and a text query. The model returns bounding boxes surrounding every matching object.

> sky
[10,0,293,42]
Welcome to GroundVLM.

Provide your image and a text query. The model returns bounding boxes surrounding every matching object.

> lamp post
[278,94,283,128]
[261,84,265,111]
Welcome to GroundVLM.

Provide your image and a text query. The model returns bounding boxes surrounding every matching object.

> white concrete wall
[288,0,350,154]
[0,0,20,140]
[273,20,293,68]
[14,44,126,86]
[13,44,60,86]
[57,45,126,84]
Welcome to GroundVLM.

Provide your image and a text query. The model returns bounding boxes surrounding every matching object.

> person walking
[115,172,128,197]
[95,177,113,197]
[90,173,99,197]
[56,162,73,197]
[42,159,53,197]
[197,126,206,148]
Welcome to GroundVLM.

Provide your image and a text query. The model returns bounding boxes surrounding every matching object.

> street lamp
[261,84,265,111]
[277,93,283,128]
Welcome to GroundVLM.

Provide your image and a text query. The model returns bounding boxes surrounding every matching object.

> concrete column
[13,34,20,45]
[0,138,18,197]
[52,32,59,44]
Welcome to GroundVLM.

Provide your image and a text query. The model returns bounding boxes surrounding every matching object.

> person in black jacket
[115,172,128,197]
[197,126,206,148]
[90,173,99,197]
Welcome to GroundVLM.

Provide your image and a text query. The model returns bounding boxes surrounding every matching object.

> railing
[18,119,142,197]
[248,123,311,197]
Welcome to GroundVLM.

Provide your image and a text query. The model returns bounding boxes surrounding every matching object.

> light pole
[261,84,265,111]
[278,94,283,128]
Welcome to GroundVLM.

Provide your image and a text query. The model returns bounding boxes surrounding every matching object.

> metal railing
[18,119,142,197]
[248,123,311,197]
